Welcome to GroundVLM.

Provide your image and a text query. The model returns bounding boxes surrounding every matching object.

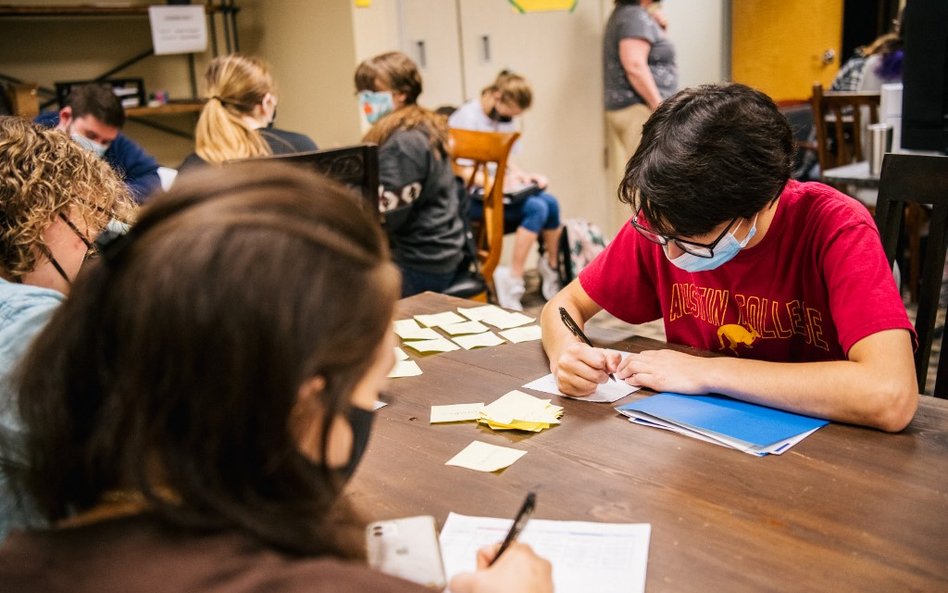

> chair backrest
[811,83,881,173]
[447,128,520,296]
[875,153,948,396]
[233,144,380,221]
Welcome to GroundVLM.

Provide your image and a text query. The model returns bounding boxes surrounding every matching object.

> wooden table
[346,293,948,593]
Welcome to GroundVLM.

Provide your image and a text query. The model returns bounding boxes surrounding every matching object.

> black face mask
[488,107,513,124]
[339,405,375,479]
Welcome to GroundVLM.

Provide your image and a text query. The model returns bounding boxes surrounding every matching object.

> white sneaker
[537,257,562,301]
[492,266,525,311]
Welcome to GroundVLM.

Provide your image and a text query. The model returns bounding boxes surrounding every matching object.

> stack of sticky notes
[478,390,564,432]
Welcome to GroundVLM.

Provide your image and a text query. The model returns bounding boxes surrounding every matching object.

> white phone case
[366,515,447,590]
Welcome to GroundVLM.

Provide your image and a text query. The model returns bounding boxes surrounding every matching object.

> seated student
[179,54,317,171]
[356,51,467,297]
[34,83,160,203]
[0,116,134,540]
[0,163,552,593]
[449,71,563,310]
[541,83,918,432]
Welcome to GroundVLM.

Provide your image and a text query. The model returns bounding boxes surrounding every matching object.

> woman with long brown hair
[355,51,466,297]
[0,162,551,592]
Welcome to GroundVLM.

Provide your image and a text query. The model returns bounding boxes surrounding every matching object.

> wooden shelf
[125,100,204,117]
[0,3,227,17]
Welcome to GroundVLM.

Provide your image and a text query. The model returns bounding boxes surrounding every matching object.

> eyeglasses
[630,208,738,259]
[59,213,99,260]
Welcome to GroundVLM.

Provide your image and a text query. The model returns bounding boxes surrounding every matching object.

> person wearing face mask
[448,71,563,311]
[34,83,160,203]
[0,163,552,593]
[0,116,135,541]
[178,54,317,173]
[355,52,467,297]
[541,83,918,433]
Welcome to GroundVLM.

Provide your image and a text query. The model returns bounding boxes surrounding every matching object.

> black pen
[489,491,536,566]
[559,307,617,382]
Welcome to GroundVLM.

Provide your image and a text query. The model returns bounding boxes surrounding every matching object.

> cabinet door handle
[415,40,427,68]
[481,35,491,63]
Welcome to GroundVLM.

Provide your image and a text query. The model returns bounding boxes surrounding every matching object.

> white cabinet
[392,0,613,233]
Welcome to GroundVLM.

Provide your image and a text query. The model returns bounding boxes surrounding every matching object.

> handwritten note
[430,403,484,423]
[445,440,527,472]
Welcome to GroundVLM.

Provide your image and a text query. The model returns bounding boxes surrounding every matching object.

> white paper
[148,5,208,55]
[480,310,535,330]
[439,320,491,335]
[394,347,410,361]
[439,513,651,593]
[523,374,639,403]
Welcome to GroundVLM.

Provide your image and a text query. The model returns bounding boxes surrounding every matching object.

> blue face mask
[358,90,395,124]
[665,215,758,273]
[71,133,108,158]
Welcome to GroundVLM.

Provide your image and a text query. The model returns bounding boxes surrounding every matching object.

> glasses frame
[630,208,739,259]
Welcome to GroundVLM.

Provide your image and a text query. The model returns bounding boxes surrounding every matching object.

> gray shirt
[379,128,465,275]
[603,4,678,111]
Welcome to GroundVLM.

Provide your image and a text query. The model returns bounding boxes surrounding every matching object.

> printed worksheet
[439,513,650,593]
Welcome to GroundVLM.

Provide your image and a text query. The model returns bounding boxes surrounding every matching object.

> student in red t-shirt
[541,83,918,432]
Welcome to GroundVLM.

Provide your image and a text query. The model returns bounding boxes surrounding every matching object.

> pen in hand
[489,491,536,567]
[558,307,617,382]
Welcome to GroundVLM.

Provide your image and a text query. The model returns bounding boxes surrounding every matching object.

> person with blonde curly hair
[0,115,135,540]
[179,54,317,171]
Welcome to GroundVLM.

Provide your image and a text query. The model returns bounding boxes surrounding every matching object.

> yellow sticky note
[430,403,484,423]
[394,319,441,340]
[415,311,467,327]
[393,347,409,361]
[387,360,422,378]
[403,338,460,353]
[481,310,534,330]
[445,440,526,472]
[499,324,542,343]
[457,304,505,321]
[452,332,505,350]
[440,320,490,335]
[479,390,563,431]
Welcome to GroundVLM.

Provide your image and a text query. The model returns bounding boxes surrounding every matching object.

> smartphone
[366,515,447,590]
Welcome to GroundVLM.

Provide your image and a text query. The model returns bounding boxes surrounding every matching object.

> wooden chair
[810,83,881,175]
[875,153,948,397]
[447,128,520,300]
[235,144,380,221]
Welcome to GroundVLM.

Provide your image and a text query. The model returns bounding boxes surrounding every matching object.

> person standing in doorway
[603,0,678,230]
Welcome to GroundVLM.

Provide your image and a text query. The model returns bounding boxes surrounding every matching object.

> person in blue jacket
[34,83,160,203]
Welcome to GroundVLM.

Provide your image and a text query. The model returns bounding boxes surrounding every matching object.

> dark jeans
[399,264,457,297]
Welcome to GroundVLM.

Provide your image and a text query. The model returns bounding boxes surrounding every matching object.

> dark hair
[65,83,125,129]
[12,162,400,555]
[619,83,793,237]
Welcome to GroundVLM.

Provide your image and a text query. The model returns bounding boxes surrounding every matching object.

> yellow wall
[731,0,843,102]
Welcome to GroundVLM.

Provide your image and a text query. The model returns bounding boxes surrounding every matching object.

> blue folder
[616,393,828,448]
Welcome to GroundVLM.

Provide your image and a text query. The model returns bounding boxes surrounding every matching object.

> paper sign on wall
[508,0,577,13]
[148,5,208,55]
